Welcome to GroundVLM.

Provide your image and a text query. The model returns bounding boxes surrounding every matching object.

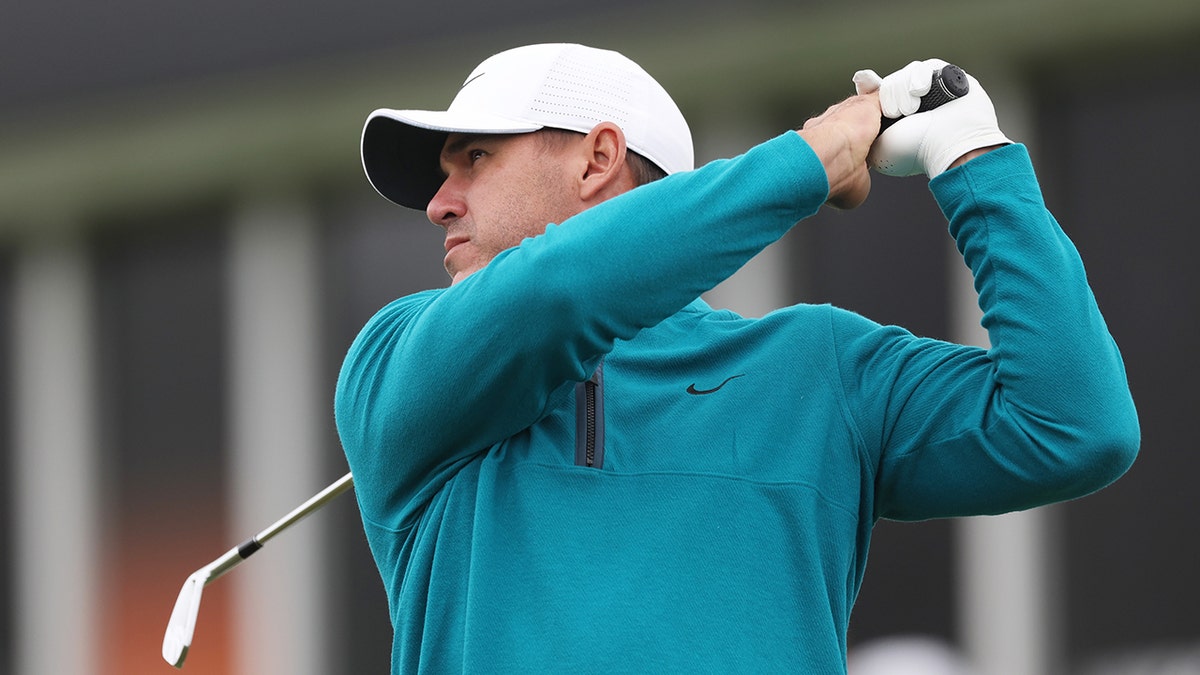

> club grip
[879,64,969,132]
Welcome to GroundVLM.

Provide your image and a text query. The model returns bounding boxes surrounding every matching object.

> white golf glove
[853,59,1011,178]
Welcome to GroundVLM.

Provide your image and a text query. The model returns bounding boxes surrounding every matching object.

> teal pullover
[335,132,1139,673]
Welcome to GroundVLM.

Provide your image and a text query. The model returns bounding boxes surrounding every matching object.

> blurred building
[2,1,1198,673]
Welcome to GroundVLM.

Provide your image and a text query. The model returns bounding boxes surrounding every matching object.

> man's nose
[426,178,464,227]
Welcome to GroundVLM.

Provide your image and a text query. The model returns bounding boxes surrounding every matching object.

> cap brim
[361,109,542,210]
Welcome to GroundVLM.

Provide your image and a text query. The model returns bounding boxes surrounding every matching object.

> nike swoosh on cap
[459,72,486,91]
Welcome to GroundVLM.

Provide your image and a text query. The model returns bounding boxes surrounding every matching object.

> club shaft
[255,472,355,546]
[202,471,355,587]
[206,544,252,584]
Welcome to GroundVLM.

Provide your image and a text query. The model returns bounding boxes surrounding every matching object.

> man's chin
[449,268,479,286]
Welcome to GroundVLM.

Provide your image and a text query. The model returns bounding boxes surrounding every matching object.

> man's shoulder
[359,288,446,332]
[388,287,445,310]
[399,287,446,306]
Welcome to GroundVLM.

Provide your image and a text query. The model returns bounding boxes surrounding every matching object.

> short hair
[537,128,667,187]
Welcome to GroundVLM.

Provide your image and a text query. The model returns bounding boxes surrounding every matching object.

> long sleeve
[836,143,1139,521]
[335,132,831,528]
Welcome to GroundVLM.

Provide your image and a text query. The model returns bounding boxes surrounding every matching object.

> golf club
[161,471,355,668]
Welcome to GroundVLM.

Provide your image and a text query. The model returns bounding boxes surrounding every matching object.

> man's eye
[469,149,486,163]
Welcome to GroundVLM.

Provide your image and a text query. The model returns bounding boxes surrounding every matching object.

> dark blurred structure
[2,1,1197,673]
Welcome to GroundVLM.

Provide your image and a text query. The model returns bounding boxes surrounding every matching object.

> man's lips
[443,234,470,275]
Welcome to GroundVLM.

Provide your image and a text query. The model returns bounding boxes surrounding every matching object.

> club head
[162,571,207,668]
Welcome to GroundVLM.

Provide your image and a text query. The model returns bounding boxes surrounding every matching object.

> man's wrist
[948,144,1008,170]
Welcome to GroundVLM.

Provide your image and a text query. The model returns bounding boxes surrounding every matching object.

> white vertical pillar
[704,242,789,318]
[949,70,1061,675]
[11,236,99,675]
[700,126,791,318]
[957,508,1060,675]
[227,195,328,675]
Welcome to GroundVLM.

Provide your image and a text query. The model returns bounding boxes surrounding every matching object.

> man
[336,43,1138,672]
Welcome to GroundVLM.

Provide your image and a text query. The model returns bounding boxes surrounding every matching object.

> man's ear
[579,122,633,202]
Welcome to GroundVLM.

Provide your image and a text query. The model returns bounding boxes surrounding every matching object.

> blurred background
[2,0,1198,673]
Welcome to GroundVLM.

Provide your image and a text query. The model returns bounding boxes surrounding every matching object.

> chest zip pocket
[574,361,605,468]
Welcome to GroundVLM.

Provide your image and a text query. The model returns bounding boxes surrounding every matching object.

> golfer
[335,43,1139,672]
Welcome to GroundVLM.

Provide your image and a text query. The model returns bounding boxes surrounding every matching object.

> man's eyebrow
[437,134,508,178]
[441,134,503,158]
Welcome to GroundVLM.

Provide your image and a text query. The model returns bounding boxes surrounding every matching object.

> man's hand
[797,93,881,210]
[853,59,1011,178]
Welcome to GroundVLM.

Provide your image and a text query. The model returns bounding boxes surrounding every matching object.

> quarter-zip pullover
[335,133,1138,673]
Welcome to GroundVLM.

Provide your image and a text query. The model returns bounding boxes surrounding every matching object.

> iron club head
[160,472,353,667]
[162,570,207,668]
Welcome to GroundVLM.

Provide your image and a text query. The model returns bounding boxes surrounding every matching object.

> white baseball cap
[361,43,695,210]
